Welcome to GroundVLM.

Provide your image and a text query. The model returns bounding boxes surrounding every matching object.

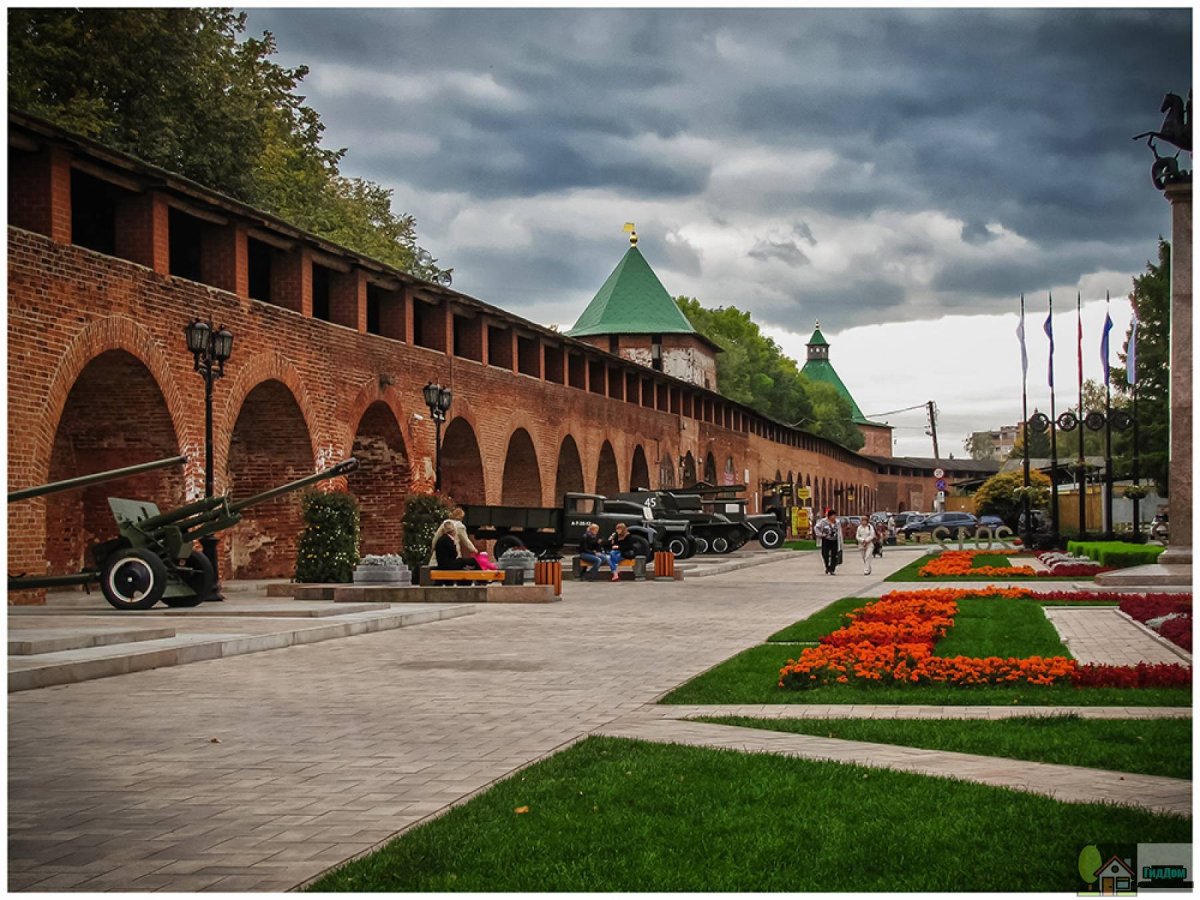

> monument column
[1158,180,1192,566]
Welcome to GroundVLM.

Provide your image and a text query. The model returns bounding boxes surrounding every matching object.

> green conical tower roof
[566,244,698,337]
[800,322,870,425]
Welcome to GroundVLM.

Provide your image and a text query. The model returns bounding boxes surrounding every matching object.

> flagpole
[1047,294,1060,544]
[1076,293,1086,538]
[1019,294,1031,547]
[1103,292,1114,540]
[1129,313,1141,540]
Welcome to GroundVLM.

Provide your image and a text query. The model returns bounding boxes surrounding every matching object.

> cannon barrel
[227,458,359,514]
[130,495,228,532]
[9,455,188,503]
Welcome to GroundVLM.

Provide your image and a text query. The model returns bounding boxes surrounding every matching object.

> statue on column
[1133,90,1192,190]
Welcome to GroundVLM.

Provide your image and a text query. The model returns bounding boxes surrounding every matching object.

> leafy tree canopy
[974,469,1051,530]
[9,8,447,279]
[676,297,864,451]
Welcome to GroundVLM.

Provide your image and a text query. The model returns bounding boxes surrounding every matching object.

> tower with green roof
[800,322,895,457]
[566,225,721,389]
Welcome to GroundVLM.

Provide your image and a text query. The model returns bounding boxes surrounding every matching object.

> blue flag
[1100,312,1113,385]
[1127,314,1139,386]
[1043,307,1054,388]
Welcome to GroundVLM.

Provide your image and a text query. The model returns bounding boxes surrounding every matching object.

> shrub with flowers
[778,586,1192,691]
[1035,551,1112,576]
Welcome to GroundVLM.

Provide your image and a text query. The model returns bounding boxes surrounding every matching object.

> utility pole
[926,400,940,458]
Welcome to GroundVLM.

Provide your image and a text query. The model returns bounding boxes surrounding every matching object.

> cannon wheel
[758,526,784,550]
[666,535,690,559]
[100,547,168,610]
[683,536,699,559]
[494,535,526,558]
[711,535,732,554]
[693,535,710,555]
[162,550,213,607]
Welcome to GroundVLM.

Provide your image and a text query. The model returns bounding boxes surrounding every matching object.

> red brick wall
[9,150,893,602]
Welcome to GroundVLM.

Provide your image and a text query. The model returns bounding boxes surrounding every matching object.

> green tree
[8,8,446,279]
[675,297,864,451]
[1008,420,1052,460]
[974,469,1051,529]
[294,490,361,583]
[1077,845,1102,889]
[1111,239,1170,494]
[964,432,996,461]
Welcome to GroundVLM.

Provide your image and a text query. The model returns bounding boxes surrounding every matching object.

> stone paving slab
[1045,606,1192,665]
[590,716,1192,816]
[7,549,1193,892]
[8,604,475,692]
[8,624,177,655]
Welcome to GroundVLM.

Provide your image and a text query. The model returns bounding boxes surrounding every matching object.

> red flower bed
[778,587,1192,691]
[1119,594,1193,652]
[1070,663,1192,688]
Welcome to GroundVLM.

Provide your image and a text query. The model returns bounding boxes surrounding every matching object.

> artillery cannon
[8,458,359,610]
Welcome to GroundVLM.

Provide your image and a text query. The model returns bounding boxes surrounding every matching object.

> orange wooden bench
[419,568,523,586]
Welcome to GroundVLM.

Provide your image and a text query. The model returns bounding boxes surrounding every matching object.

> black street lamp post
[184,319,233,599]
[423,382,453,491]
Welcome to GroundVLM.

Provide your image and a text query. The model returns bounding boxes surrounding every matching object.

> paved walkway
[7,551,1192,891]
[1044,606,1192,665]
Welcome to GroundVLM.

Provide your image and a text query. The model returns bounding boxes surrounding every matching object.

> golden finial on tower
[623,222,638,247]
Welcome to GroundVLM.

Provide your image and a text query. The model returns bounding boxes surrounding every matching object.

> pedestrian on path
[856,518,876,575]
[814,508,844,575]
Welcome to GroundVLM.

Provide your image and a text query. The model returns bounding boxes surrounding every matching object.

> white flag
[1127,314,1139,386]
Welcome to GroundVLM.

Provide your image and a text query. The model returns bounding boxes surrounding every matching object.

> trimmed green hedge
[1067,540,1165,568]
[295,490,361,583]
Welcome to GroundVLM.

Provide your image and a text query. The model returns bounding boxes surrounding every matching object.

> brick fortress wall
[7,118,886,602]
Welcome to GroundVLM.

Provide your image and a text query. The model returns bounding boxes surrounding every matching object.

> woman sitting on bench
[606,523,638,583]
[432,520,481,572]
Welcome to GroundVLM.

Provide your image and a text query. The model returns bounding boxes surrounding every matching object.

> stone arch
[502,428,543,506]
[44,349,183,577]
[596,440,620,497]
[39,317,188,487]
[629,445,651,492]
[441,417,486,506]
[724,455,736,485]
[226,378,316,579]
[219,352,321,493]
[348,401,410,556]
[703,452,717,485]
[681,451,697,486]
[775,468,783,483]
[554,434,585,504]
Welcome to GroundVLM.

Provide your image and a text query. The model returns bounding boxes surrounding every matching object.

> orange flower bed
[918,550,1036,578]
[779,586,1073,689]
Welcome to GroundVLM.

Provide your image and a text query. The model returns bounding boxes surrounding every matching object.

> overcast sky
[245,5,1190,456]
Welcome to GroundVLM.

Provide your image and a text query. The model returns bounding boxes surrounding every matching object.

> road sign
[933,467,945,479]
[797,486,811,501]
[935,478,947,491]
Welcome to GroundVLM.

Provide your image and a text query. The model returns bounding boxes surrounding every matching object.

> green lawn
[934,598,1070,658]
[694,715,1193,779]
[307,736,1190,892]
[661,594,1185,707]
[660,641,1189,706]
[782,539,816,551]
[886,552,1085,582]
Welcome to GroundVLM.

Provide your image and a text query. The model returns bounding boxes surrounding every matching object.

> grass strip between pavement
[693,715,1193,779]
[306,736,1189,893]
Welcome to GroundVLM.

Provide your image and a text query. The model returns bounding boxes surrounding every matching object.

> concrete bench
[570,555,646,581]
[419,568,524,586]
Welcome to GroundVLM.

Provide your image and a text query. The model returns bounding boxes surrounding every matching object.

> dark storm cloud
[243,6,1191,325]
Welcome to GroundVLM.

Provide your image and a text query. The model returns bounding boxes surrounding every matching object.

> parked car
[977,515,1007,530]
[892,512,925,531]
[900,511,979,537]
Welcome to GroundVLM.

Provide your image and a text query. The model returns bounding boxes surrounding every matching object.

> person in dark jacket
[606,523,638,582]
[432,520,480,571]
[578,523,607,580]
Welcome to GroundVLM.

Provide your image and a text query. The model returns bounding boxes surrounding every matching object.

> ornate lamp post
[184,319,233,599]
[423,382,453,491]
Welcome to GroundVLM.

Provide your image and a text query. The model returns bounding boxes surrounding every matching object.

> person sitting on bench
[578,523,607,580]
[432,520,481,572]
[606,523,638,582]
